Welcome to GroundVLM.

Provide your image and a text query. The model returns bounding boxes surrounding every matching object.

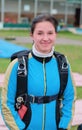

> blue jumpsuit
[1,52,74,130]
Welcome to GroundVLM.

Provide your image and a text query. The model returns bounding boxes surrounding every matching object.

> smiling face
[31,21,57,54]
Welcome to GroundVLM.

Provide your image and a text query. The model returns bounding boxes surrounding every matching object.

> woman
[1,14,74,130]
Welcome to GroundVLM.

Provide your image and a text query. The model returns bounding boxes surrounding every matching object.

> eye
[38,32,43,35]
[48,31,53,35]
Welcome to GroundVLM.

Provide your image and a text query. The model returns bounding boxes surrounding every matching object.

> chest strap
[16,94,58,110]
[27,94,58,104]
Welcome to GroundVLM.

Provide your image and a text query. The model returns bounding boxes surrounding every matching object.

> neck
[32,44,54,58]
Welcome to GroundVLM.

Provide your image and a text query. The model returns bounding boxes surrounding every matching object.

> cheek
[33,36,41,43]
[34,38,39,43]
[52,35,56,41]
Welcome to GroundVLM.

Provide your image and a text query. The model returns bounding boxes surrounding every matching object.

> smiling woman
[1,14,74,130]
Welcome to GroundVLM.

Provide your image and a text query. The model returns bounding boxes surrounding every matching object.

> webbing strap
[54,51,68,98]
[15,52,32,128]
[27,94,58,104]
[54,51,68,129]
[16,50,31,97]
[16,56,27,97]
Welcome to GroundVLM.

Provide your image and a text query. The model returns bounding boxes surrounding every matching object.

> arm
[59,65,75,129]
[1,59,25,130]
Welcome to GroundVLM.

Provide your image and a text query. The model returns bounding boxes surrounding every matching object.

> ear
[30,32,34,42]
[30,32,33,39]
[30,32,33,37]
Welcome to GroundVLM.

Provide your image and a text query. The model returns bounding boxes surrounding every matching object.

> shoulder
[5,58,18,78]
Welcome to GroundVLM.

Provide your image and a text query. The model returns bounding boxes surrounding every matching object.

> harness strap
[27,94,58,104]
[54,51,68,98]
[16,55,27,97]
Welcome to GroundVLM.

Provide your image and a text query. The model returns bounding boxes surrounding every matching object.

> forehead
[34,21,55,31]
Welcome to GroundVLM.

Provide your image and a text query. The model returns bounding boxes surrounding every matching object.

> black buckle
[29,95,35,103]
[29,94,58,104]
[62,62,68,70]
[15,93,28,110]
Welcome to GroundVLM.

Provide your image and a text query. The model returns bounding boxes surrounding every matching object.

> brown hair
[31,14,58,34]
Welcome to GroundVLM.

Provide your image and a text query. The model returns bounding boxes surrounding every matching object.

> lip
[42,42,49,44]
[41,43,50,46]
[41,41,50,44]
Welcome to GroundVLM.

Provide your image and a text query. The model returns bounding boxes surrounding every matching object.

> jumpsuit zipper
[42,59,47,130]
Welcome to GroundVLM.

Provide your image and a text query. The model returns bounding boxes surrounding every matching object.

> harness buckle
[17,96,24,103]
[62,62,68,70]
[30,95,35,103]
[18,56,27,76]
[16,96,24,110]
[16,102,21,109]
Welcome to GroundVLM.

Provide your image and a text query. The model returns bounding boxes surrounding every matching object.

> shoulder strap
[14,50,30,97]
[12,50,32,128]
[54,51,68,129]
[54,51,68,98]
[11,50,30,61]
[16,55,28,97]
[11,50,30,97]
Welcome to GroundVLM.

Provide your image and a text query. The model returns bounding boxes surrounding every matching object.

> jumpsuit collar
[32,44,54,63]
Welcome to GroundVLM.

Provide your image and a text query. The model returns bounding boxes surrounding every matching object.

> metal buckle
[17,96,24,103]
[30,95,35,103]
[62,62,68,70]
[16,102,21,109]
[18,56,27,76]
[15,96,24,110]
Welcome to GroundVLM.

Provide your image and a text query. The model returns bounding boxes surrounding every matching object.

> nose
[43,34,48,41]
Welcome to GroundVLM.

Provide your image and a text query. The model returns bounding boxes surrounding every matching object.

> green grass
[76,87,82,99]
[0,58,10,73]
[0,29,30,37]
[58,31,82,41]
[55,44,82,74]
[71,126,78,130]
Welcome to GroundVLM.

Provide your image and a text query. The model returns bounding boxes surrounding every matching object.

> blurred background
[0,0,82,29]
[0,0,82,130]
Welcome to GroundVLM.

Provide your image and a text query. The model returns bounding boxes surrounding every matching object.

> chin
[43,48,51,53]
[41,49,51,54]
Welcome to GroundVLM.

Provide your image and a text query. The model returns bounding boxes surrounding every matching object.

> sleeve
[1,59,25,130]
[59,65,75,129]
